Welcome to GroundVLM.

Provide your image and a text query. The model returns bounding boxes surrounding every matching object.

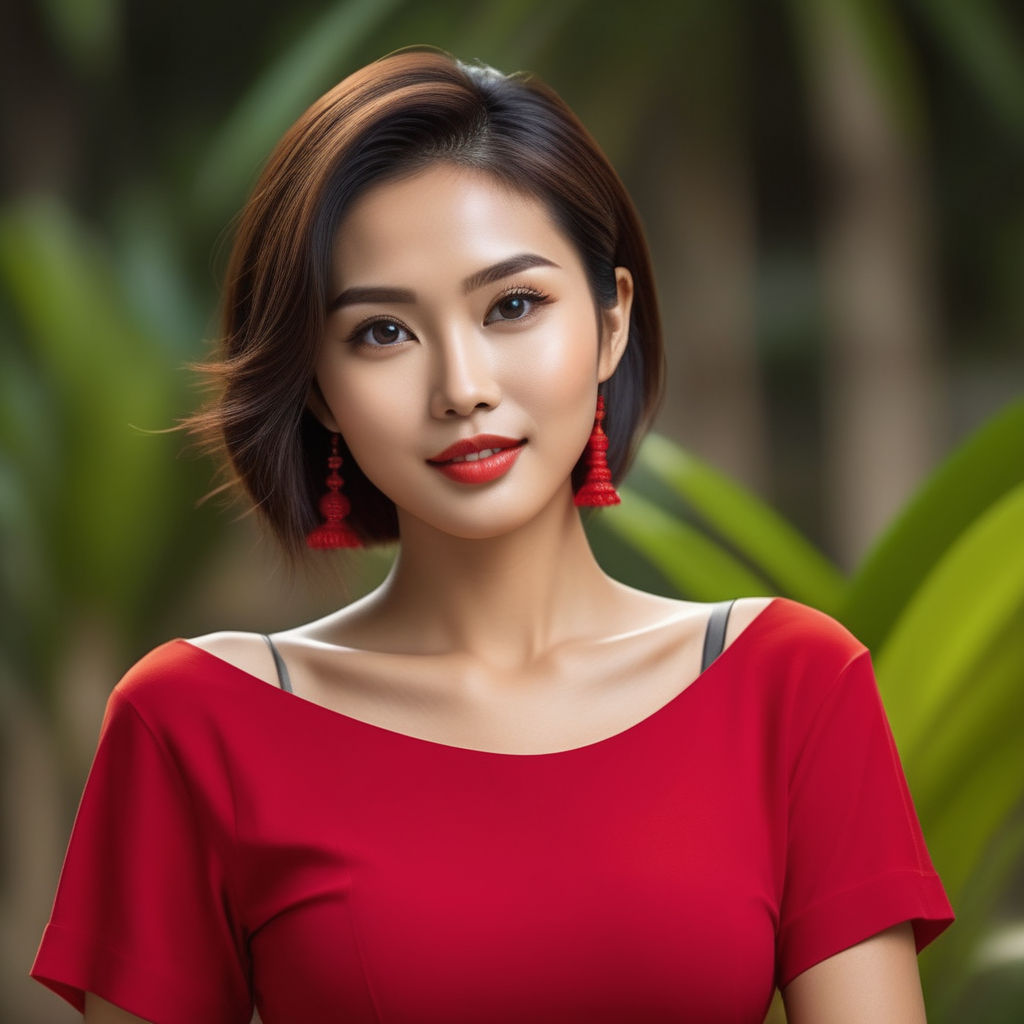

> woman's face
[312,162,632,540]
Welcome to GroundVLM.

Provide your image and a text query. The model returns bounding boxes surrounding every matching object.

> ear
[597,266,634,383]
[306,378,341,433]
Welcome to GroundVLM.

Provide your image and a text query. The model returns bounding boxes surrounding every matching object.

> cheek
[507,307,600,414]
[317,361,416,468]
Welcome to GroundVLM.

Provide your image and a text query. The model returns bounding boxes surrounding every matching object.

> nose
[428,326,502,419]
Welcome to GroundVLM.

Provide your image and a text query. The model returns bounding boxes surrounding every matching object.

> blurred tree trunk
[650,133,770,495]
[803,6,944,569]
[0,3,83,197]
[1,671,74,1021]
[640,25,770,499]
[1,619,118,1022]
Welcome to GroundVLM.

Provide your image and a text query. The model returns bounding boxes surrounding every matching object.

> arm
[84,992,152,1023]
[781,922,927,1023]
[29,670,252,1020]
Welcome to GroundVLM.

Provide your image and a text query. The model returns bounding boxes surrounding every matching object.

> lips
[426,434,526,485]
[426,434,525,464]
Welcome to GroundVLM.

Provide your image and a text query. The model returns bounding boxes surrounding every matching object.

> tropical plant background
[2,1,1022,1020]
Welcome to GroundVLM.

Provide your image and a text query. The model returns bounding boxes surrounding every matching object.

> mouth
[443,446,508,463]
[426,435,526,464]
[426,435,527,484]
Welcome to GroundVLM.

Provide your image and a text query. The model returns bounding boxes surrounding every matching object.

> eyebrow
[327,253,559,311]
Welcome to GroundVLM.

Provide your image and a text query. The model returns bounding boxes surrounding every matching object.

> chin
[403,510,536,542]
[395,487,575,542]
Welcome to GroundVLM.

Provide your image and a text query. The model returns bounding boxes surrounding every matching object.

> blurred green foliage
[592,402,1024,1017]
[2,0,1023,1020]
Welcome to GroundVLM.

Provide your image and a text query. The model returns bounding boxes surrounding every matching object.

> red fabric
[30,597,953,1022]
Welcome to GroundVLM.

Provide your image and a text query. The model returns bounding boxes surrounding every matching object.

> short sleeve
[775,648,954,989]
[29,685,252,1022]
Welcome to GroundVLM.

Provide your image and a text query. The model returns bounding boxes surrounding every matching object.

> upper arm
[84,991,153,1024]
[29,665,254,1019]
[781,921,927,1023]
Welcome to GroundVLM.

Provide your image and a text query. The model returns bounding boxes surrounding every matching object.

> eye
[484,287,550,325]
[349,318,413,349]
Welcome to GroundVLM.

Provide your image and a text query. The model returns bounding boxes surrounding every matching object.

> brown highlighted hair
[187,47,665,556]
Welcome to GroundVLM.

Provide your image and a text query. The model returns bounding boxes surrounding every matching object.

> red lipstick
[426,434,526,485]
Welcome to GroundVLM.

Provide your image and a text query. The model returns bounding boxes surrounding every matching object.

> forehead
[329,163,580,287]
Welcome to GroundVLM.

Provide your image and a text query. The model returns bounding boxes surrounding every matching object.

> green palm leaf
[636,434,845,608]
[874,481,1024,758]
[603,487,773,600]
[844,399,1024,650]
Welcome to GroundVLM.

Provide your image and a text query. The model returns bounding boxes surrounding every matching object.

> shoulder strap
[701,599,737,673]
[261,634,293,693]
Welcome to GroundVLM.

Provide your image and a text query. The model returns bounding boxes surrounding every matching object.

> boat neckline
[176,596,782,759]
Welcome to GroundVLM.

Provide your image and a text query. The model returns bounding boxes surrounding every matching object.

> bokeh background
[2,1,1023,1021]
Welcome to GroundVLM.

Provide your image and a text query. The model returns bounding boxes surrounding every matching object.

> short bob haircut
[189,47,665,556]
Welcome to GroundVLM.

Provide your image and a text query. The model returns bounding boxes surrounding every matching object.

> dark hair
[187,47,665,555]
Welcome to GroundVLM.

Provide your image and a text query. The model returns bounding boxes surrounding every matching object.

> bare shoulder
[186,630,280,688]
[605,585,777,653]
[723,595,776,652]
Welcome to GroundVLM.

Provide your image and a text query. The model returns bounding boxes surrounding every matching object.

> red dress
[30,597,953,1022]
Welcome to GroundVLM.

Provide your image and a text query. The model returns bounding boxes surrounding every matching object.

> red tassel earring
[574,393,621,506]
[307,433,363,549]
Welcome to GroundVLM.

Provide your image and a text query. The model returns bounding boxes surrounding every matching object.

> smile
[428,440,527,484]
[448,448,504,463]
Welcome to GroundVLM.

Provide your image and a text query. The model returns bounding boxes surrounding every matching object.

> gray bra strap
[265,609,735,691]
[701,599,737,673]
[261,634,293,693]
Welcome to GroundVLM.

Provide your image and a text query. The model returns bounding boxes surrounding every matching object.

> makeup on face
[426,434,528,484]
[312,163,630,539]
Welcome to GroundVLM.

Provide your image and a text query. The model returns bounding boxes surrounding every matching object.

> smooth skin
[83,164,929,1020]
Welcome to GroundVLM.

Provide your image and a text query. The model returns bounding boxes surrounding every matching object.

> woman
[30,48,953,1023]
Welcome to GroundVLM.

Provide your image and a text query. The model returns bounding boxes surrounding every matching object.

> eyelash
[345,316,414,351]
[485,285,551,325]
[344,284,552,350]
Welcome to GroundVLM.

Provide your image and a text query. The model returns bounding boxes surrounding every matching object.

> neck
[365,488,616,670]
